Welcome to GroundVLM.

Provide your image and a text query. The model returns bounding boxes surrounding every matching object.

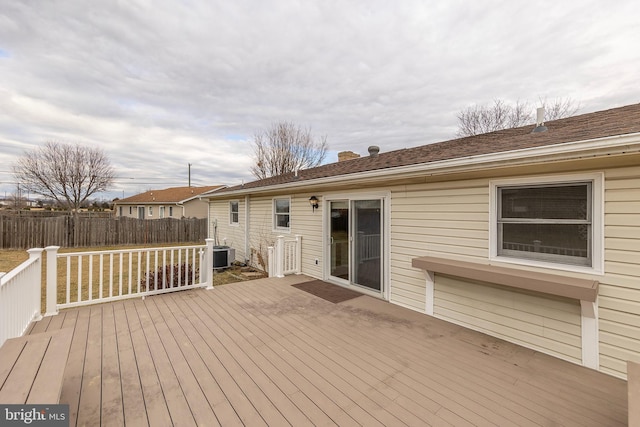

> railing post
[295,235,302,275]
[45,246,60,317]
[267,246,275,277]
[27,248,44,321]
[205,238,214,290]
[276,235,284,278]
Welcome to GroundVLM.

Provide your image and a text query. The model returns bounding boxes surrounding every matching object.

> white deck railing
[503,241,588,257]
[357,232,381,262]
[268,235,302,278]
[0,248,43,348]
[45,239,215,315]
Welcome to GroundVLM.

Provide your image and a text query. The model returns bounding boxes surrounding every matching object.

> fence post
[295,235,302,275]
[45,246,60,317]
[27,248,44,321]
[205,238,214,290]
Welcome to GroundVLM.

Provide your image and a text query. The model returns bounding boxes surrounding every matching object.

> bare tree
[456,98,579,137]
[250,122,328,180]
[539,97,580,121]
[12,141,115,212]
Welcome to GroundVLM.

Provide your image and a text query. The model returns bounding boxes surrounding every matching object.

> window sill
[411,256,598,302]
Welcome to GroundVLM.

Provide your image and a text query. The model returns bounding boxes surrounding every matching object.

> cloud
[1,0,639,200]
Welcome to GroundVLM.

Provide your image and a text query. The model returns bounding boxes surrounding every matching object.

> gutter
[203,132,640,198]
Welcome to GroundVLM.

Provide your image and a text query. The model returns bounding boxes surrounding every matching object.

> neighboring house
[204,103,640,380]
[115,185,225,219]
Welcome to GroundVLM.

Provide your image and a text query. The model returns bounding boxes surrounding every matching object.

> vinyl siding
[289,194,323,279]
[390,180,489,311]
[434,275,582,364]
[600,166,640,378]
[211,193,323,277]
[390,177,583,367]
[209,199,246,262]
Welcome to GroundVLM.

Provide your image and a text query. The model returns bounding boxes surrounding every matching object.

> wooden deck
[27,275,627,426]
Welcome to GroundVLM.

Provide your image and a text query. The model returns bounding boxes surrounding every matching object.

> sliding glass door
[353,199,382,291]
[327,197,383,295]
[329,200,350,283]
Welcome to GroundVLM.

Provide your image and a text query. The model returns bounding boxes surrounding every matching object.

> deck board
[28,275,627,427]
[112,300,148,427]
[123,298,171,427]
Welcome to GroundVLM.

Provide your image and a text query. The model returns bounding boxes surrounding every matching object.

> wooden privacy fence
[0,215,208,249]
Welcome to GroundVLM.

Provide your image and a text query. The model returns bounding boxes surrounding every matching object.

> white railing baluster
[170,249,175,288]
[109,253,114,298]
[145,251,150,291]
[66,257,71,305]
[99,254,104,299]
[162,249,167,290]
[191,247,196,285]
[128,253,132,295]
[89,254,93,301]
[154,250,159,289]
[77,255,82,303]
[119,253,123,296]
[178,249,182,286]
[137,251,142,294]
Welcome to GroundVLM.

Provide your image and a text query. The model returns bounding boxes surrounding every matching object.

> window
[159,206,165,218]
[230,201,239,224]
[273,198,290,230]
[129,206,132,215]
[491,174,602,271]
[148,206,153,216]
[169,206,173,217]
[119,206,123,217]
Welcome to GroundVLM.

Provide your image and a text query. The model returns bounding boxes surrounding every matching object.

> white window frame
[159,206,165,218]
[489,173,604,274]
[169,206,173,217]
[272,197,291,232]
[229,200,239,225]
[148,206,153,217]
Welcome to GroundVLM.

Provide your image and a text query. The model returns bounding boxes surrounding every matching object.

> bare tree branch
[456,98,579,137]
[250,122,328,180]
[12,141,115,212]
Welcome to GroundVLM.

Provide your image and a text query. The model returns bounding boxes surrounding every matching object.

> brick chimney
[337,151,360,162]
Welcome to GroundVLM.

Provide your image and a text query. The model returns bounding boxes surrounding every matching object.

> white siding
[434,275,582,364]
[211,193,323,277]
[600,167,640,378]
[289,195,323,279]
[390,180,489,311]
[209,199,246,263]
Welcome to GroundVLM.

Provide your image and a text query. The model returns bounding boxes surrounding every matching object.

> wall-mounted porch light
[309,196,319,211]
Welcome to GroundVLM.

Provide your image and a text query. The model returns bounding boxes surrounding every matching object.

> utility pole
[188,163,192,187]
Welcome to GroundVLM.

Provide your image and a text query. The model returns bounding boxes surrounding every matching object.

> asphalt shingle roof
[217,103,640,194]
[117,185,224,204]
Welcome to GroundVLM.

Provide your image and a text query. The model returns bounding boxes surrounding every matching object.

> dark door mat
[292,280,363,304]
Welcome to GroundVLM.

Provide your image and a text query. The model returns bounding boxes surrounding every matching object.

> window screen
[497,183,591,266]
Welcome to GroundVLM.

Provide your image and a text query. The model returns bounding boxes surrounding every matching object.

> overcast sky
[1,1,639,201]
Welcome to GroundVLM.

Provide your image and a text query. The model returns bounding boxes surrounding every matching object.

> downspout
[244,195,250,264]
